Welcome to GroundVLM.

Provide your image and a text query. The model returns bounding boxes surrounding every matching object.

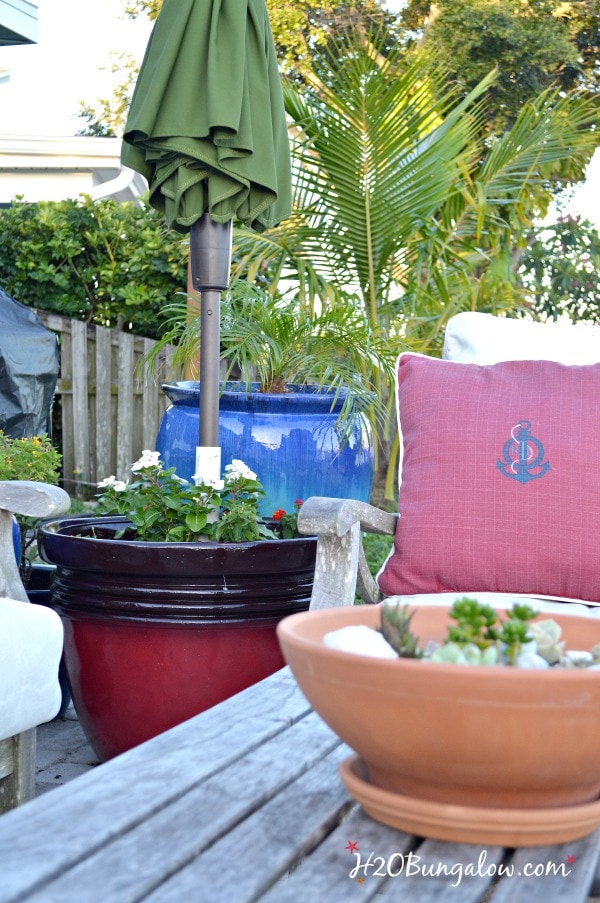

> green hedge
[0,197,188,339]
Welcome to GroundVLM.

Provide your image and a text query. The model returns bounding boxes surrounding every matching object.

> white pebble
[514,652,550,669]
[323,625,398,659]
[562,650,594,667]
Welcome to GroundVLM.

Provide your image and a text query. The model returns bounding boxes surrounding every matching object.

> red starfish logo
[345,840,359,854]
[566,855,576,864]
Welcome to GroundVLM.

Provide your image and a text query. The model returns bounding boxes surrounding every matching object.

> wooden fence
[36,312,180,493]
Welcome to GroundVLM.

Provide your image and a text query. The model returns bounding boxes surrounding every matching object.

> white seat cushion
[0,598,63,741]
[443,311,600,365]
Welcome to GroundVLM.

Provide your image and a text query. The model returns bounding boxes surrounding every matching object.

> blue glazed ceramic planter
[11,516,21,562]
[155,381,374,516]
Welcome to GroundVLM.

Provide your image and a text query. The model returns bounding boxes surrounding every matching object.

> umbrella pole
[189,213,232,485]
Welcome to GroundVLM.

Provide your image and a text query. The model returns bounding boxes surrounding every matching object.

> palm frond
[144,280,402,443]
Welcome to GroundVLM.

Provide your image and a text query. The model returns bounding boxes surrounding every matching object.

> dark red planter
[38,516,316,762]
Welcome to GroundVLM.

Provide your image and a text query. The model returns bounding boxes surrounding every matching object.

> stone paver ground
[36,704,99,796]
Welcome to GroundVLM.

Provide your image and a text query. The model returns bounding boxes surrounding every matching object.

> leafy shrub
[0,431,61,483]
[519,215,600,323]
[0,197,188,339]
[0,430,63,582]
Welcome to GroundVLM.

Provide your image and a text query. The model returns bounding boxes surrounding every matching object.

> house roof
[0,135,148,205]
[0,0,37,46]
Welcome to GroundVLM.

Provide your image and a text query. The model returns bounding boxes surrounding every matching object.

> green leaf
[185,510,208,533]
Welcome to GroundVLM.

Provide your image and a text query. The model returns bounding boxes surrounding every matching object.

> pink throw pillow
[378,354,600,603]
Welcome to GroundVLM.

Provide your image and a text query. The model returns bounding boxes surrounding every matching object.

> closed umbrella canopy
[121,0,292,233]
[121,0,292,484]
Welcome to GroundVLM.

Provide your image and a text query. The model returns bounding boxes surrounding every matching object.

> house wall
[0,135,147,205]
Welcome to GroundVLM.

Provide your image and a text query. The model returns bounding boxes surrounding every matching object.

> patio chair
[0,480,70,812]
[298,312,600,619]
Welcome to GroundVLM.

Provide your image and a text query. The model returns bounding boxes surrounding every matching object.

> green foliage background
[0,196,188,338]
[400,0,597,131]
[0,431,61,483]
[519,216,600,323]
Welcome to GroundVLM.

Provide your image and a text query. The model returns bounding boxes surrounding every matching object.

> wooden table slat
[0,670,309,902]
[0,666,598,903]
[261,804,416,900]
[21,713,340,903]
[142,745,352,902]
[489,831,600,902]
[384,839,506,902]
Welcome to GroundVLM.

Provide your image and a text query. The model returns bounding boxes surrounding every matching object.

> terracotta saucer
[340,755,600,847]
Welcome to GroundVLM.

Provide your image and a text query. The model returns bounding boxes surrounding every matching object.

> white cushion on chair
[0,599,63,742]
[443,312,600,365]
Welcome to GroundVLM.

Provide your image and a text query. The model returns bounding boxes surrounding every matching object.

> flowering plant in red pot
[38,452,313,762]
[95,451,301,543]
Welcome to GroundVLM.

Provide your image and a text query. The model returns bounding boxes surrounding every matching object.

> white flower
[207,479,225,491]
[131,450,161,472]
[97,475,128,491]
[97,475,117,488]
[224,459,257,482]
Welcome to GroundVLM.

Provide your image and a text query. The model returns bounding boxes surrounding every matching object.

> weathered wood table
[0,667,599,902]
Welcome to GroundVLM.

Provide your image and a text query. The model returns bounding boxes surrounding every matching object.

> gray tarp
[0,288,59,437]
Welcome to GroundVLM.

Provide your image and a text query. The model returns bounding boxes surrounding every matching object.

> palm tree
[233,32,494,334]
[405,87,600,349]
[233,28,599,346]
[231,28,598,498]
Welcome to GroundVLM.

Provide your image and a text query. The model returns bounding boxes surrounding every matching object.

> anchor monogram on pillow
[497,420,550,484]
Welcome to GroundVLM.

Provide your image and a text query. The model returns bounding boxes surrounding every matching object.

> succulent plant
[326,599,600,670]
[527,619,565,665]
[379,603,423,659]
[429,642,500,666]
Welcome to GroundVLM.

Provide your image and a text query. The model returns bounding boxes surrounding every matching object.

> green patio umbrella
[121,0,291,482]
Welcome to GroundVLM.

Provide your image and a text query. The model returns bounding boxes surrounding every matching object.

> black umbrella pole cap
[190,214,233,292]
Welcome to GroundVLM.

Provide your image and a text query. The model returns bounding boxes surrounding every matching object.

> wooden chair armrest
[298,497,397,609]
[0,481,71,520]
[0,481,71,603]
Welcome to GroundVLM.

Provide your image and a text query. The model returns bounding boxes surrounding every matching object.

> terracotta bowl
[277,605,600,837]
